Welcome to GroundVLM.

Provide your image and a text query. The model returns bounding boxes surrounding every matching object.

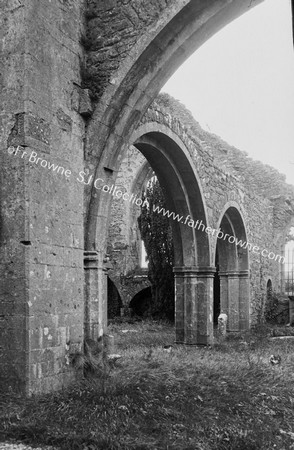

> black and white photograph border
[1,0,294,449]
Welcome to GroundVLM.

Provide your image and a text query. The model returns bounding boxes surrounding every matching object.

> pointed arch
[214,204,250,331]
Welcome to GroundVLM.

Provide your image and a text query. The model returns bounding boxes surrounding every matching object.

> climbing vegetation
[138,178,175,321]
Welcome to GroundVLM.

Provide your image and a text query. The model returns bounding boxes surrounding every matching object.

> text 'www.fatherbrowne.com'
[152,204,285,264]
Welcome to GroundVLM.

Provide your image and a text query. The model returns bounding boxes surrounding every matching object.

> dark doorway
[107,277,123,319]
[130,287,152,317]
[213,249,220,325]
[266,279,272,302]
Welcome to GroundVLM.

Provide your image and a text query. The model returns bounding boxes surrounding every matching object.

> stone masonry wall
[82,0,182,100]
[0,1,28,393]
[0,0,86,394]
[0,0,289,395]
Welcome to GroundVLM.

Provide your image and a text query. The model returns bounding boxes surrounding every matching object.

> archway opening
[267,279,273,302]
[107,277,123,320]
[215,206,249,332]
[132,125,213,344]
[133,126,210,269]
[84,0,267,345]
[130,287,152,318]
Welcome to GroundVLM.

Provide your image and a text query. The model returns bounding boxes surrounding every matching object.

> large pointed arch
[133,122,211,268]
[85,0,264,251]
[214,204,250,331]
[85,121,215,344]
[84,0,264,343]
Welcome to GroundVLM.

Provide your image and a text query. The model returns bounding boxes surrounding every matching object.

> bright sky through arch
[162,0,294,185]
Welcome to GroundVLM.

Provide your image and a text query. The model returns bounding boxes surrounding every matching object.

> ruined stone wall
[106,94,294,322]
[0,1,28,394]
[154,94,294,306]
[0,0,86,394]
[82,0,185,100]
[152,96,294,321]
[0,0,282,395]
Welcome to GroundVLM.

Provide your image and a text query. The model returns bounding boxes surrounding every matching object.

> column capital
[84,251,99,269]
[173,266,216,277]
[227,271,241,278]
[219,270,249,278]
[238,270,250,278]
[219,271,228,277]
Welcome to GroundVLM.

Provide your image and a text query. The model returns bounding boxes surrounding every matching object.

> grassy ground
[1,320,294,450]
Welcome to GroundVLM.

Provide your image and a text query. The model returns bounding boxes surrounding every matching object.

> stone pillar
[227,271,240,332]
[218,270,250,333]
[239,270,250,330]
[174,268,185,344]
[219,272,229,316]
[174,266,215,346]
[84,251,108,340]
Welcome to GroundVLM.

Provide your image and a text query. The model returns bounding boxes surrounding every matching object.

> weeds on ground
[1,320,294,449]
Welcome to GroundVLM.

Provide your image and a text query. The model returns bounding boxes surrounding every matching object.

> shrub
[264,291,289,324]
[138,179,174,320]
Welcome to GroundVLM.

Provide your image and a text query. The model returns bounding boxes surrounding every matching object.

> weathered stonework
[1,0,85,394]
[1,0,292,396]
[106,94,294,326]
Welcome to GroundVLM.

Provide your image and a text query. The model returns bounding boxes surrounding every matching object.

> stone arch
[84,0,264,344]
[84,0,264,252]
[85,120,215,344]
[134,125,214,344]
[214,205,250,331]
[266,278,273,300]
[133,122,211,267]
[129,158,154,196]
[264,278,273,322]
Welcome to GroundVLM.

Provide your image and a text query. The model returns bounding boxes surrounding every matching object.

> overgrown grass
[1,321,294,449]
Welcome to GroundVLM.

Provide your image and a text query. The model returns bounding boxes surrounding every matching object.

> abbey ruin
[1,0,293,395]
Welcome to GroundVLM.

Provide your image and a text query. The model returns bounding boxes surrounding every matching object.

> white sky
[162,0,294,185]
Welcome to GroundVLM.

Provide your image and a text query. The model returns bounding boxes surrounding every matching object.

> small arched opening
[267,279,273,302]
[129,287,153,317]
[107,277,123,320]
